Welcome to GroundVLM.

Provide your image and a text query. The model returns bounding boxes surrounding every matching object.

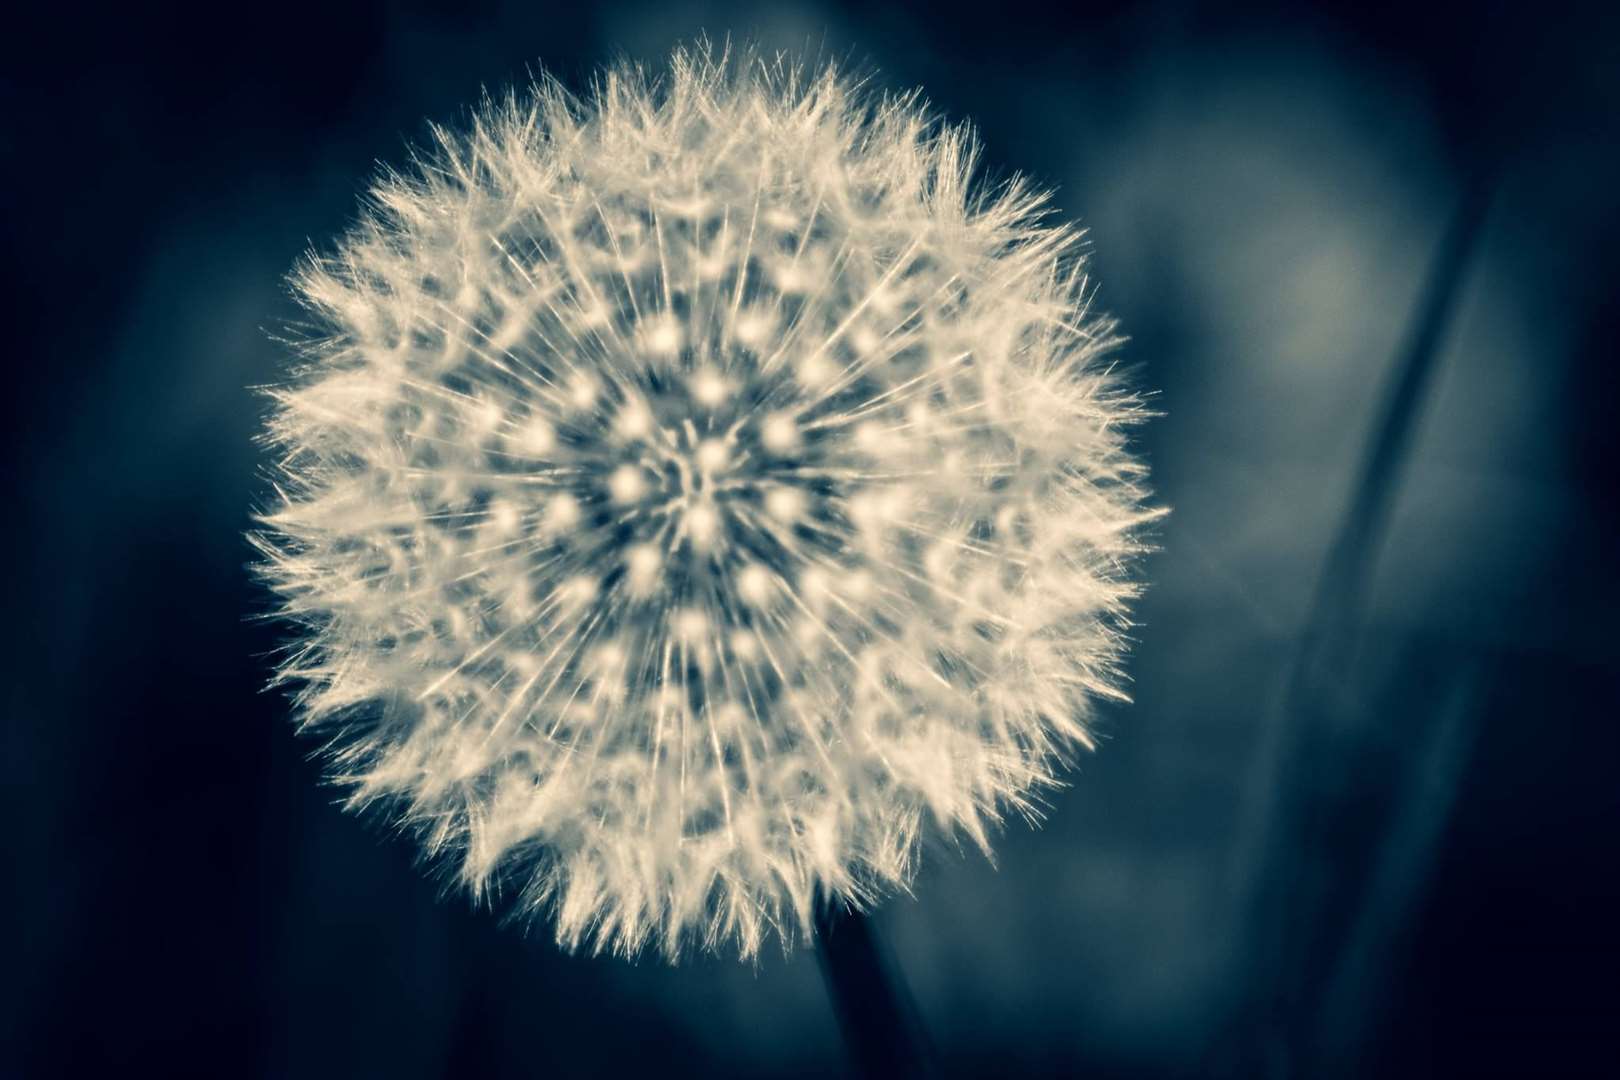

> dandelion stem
[814,904,934,1078]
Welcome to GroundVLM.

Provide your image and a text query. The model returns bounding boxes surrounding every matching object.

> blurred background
[5,1,1616,1076]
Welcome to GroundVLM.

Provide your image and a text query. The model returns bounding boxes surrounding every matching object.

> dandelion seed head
[253,42,1158,960]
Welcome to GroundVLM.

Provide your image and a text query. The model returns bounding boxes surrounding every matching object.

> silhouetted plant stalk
[815,904,936,1078]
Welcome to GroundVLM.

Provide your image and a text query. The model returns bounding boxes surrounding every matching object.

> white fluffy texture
[254,45,1158,959]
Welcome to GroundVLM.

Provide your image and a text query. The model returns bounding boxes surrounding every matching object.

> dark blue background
[5,2,1616,1075]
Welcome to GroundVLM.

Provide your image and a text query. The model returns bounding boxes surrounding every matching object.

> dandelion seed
[252,42,1159,960]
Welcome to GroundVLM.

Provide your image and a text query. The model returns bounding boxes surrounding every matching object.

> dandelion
[253,42,1158,959]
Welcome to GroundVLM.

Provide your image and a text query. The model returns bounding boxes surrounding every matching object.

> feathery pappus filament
[253,42,1159,959]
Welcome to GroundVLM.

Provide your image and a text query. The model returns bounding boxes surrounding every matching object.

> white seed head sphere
[253,44,1158,960]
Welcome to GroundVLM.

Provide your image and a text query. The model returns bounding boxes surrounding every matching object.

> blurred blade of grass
[1312,657,1485,1068]
[1301,172,1496,652]
[1218,172,1497,1076]
[1228,165,1494,907]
